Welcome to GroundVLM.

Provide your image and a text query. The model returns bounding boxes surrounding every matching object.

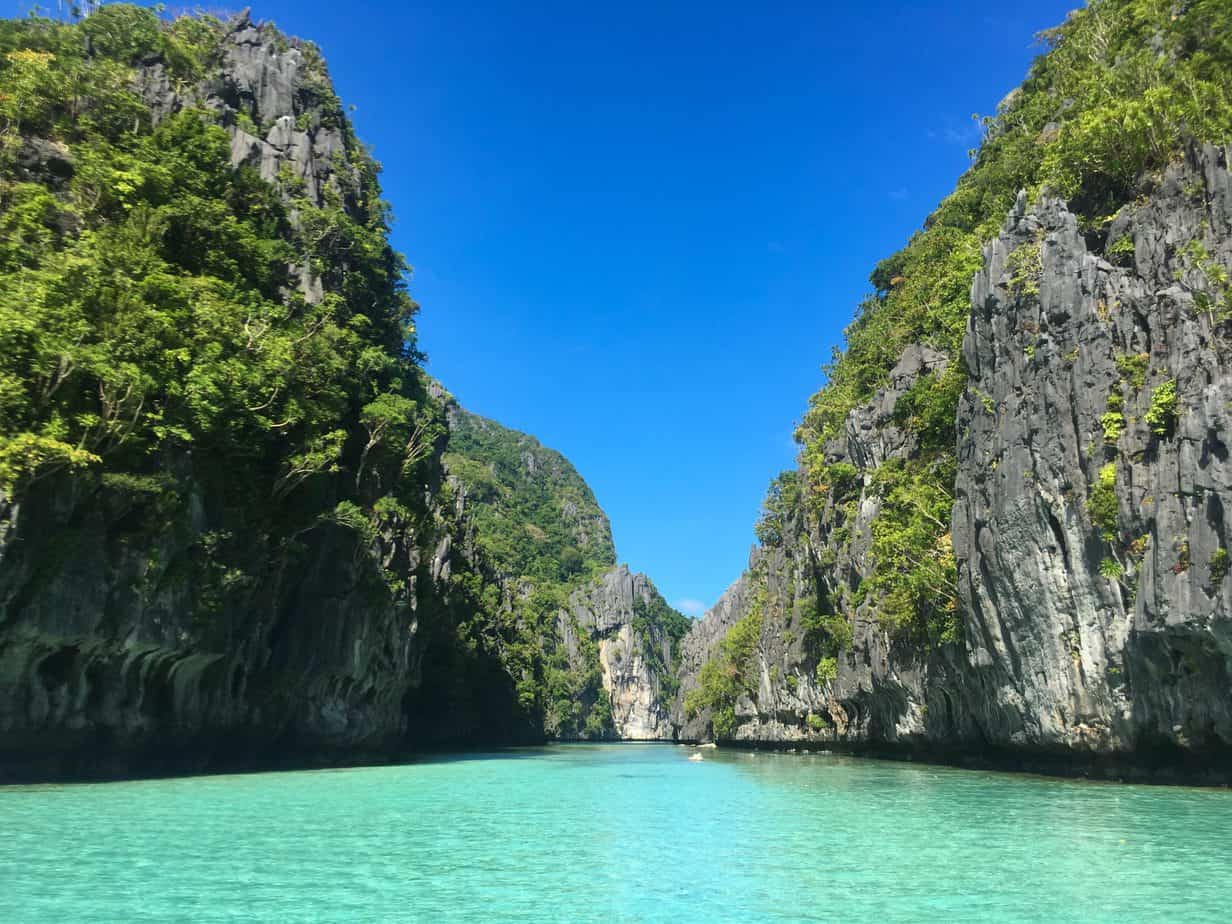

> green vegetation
[442,407,633,738]
[1099,557,1124,579]
[1144,379,1178,436]
[861,458,961,644]
[684,579,766,739]
[632,591,691,699]
[1007,238,1043,297]
[1088,463,1119,540]
[1101,390,1125,443]
[543,611,610,739]
[1181,240,1232,321]
[796,592,854,660]
[814,657,837,686]
[0,5,442,614]
[787,0,1230,650]
[1107,234,1135,264]
[1115,353,1149,390]
[1211,548,1229,588]
[444,407,615,584]
[891,362,967,454]
[754,470,801,547]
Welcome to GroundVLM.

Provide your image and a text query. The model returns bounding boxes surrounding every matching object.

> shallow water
[2,744,1231,921]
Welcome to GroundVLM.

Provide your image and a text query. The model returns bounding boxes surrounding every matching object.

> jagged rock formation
[438,393,685,741]
[674,349,946,746]
[140,13,348,206]
[676,145,1232,778]
[0,471,443,778]
[674,0,1232,780]
[559,566,684,739]
[0,11,446,781]
[0,10,684,781]
[8,2,1228,786]
[674,578,750,740]
[951,144,1232,758]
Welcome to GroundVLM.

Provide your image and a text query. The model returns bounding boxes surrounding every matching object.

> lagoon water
[3,743,1232,922]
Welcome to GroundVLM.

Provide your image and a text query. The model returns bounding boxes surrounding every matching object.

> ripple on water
[2,744,1231,922]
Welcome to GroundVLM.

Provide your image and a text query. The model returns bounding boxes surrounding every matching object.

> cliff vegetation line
[784,0,1231,648]
[0,5,689,779]
[677,0,1232,779]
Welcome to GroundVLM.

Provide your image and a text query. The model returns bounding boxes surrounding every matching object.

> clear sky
[17,0,1080,615]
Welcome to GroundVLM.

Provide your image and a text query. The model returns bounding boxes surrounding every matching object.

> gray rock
[952,143,1232,757]
[0,16,473,781]
[673,339,941,746]
[558,565,681,740]
[677,144,1232,775]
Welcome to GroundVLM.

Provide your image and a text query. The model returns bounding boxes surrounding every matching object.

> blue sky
[21,1,1079,615]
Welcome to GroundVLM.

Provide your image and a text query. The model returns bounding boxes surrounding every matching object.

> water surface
[3,744,1230,921]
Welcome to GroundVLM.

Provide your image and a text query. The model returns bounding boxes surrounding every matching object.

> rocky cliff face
[0,467,449,779]
[951,143,1232,760]
[559,566,682,740]
[676,146,1232,777]
[10,4,1226,785]
[438,393,686,742]
[0,13,465,781]
[0,11,684,781]
[674,348,946,748]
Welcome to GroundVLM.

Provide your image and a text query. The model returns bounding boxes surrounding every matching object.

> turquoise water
[3,744,1232,922]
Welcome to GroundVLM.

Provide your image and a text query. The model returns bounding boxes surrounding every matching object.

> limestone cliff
[674,349,947,748]
[8,1,1229,786]
[675,0,1232,780]
[676,145,1232,779]
[558,566,686,740]
[950,144,1232,759]
[438,394,687,742]
[0,10,684,780]
[0,11,451,780]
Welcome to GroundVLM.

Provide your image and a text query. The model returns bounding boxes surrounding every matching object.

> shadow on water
[701,747,1232,872]
[0,740,686,790]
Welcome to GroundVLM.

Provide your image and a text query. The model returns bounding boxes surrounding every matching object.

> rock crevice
[674,145,1232,779]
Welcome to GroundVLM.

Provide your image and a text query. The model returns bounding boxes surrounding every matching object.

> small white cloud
[675,598,707,617]
[943,121,982,146]
[928,118,982,147]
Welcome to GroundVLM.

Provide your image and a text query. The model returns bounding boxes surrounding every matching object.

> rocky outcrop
[0,470,444,779]
[138,12,352,211]
[676,145,1232,778]
[951,143,1232,760]
[559,566,682,740]
[12,8,1229,787]
[674,346,945,748]
[0,13,446,782]
[0,12,643,781]
[673,576,749,740]
[156,13,354,304]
